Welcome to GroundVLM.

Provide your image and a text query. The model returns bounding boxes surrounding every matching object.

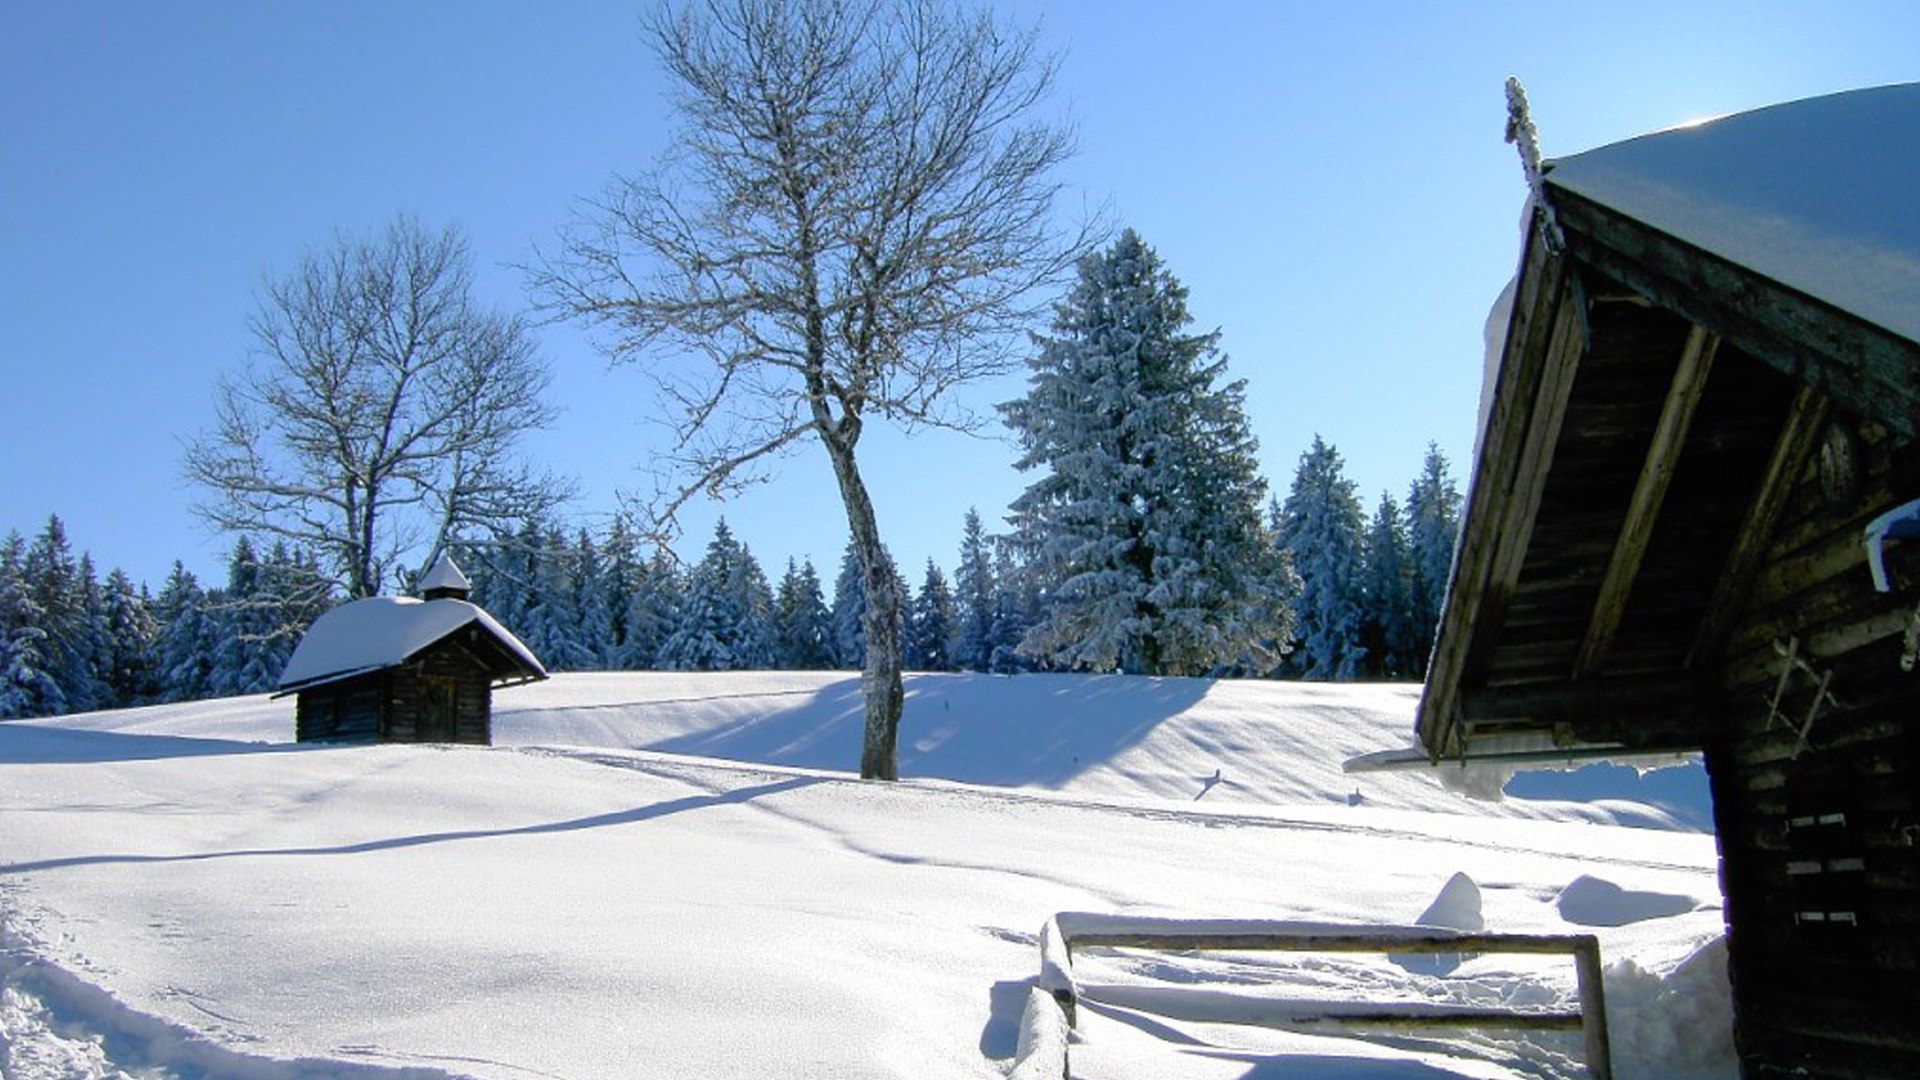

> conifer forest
[0,232,1461,719]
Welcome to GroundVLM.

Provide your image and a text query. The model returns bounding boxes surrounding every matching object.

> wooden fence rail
[1031,913,1612,1080]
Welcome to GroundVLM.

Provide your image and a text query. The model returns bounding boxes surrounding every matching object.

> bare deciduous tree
[532,0,1090,780]
[187,217,570,600]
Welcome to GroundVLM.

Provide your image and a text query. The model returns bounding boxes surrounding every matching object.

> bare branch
[187,216,571,597]
[529,0,1094,778]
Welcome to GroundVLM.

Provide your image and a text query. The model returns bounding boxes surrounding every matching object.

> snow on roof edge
[418,552,472,593]
[276,597,546,692]
[1543,82,1920,344]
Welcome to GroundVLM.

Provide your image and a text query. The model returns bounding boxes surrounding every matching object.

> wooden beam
[1551,187,1920,439]
[1462,672,1719,724]
[1687,385,1830,668]
[1418,223,1585,760]
[1458,672,1726,748]
[1574,325,1721,677]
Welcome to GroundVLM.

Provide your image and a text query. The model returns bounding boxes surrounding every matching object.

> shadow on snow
[640,672,1213,789]
[0,722,298,765]
[0,776,818,875]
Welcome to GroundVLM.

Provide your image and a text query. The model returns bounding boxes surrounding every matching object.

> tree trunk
[822,436,903,781]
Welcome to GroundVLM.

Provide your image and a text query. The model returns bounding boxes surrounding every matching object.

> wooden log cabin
[276,555,546,745]
[1408,84,1920,1078]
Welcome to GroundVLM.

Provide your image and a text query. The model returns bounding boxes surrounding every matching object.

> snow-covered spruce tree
[1275,435,1369,679]
[952,508,997,672]
[601,518,645,667]
[206,537,324,696]
[657,520,777,671]
[521,528,598,673]
[1001,229,1291,676]
[619,549,683,670]
[830,541,908,671]
[101,568,159,706]
[907,560,957,672]
[207,538,270,696]
[830,542,867,670]
[152,562,216,704]
[464,519,545,639]
[0,531,66,718]
[1361,491,1418,678]
[1405,442,1463,675]
[71,554,116,710]
[985,539,1040,674]
[571,530,619,669]
[775,559,835,670]
[22,515,105,713]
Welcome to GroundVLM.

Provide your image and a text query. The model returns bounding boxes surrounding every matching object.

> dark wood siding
[295,675,385,743]
[294,639,497,746]
[1710,420,1920,1077]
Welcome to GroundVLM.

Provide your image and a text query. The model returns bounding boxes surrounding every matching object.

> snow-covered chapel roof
[276,596,546,694]
[1544,82,1920,344]
[417,552,472,596]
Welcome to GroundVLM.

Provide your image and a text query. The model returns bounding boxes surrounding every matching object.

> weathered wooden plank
[1419,223,1578,758]
[1068,931,1600,956]
[1723,598,1913,692]
[1462,673,1719,725]
[1420,251,1582,757]
[1747,518,1882,619]
[1552,187,1920,439]
[1763,425,1905,559]
[1575,325,1720,677]
[1056,921,1614,1080]
[1689,385,1831,668]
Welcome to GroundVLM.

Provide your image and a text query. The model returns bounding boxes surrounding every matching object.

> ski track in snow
[525,745,1714,878]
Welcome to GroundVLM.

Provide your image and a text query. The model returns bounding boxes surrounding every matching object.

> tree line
[0,517,327,717]
[0,429,1456,720]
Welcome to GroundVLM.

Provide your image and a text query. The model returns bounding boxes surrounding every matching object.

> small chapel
[276,554,547,745]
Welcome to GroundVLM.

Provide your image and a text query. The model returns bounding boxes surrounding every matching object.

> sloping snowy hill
[1,674,1729,1080]
[25,671,1711,829]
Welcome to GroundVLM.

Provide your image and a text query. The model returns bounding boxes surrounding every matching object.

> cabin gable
[280,556,544,747]
[1415,85,1920,1078]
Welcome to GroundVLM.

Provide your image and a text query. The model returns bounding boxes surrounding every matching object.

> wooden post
[1576,325,1719,678]
[1572,935,1614,1080]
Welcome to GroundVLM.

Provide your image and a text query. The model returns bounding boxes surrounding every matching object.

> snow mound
[1395,871,1483,975]
[1416,872,1485,932]
[1556,874,1701,927]
[1606,937,1738,1079]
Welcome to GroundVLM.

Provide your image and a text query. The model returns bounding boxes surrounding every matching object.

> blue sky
[3,2,1915,591]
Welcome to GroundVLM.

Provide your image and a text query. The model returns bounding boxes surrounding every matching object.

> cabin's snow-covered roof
[277,596,545,693]
[417,552,471,594]
[1545,82,1920,344]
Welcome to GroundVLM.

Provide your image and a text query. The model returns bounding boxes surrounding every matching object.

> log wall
[293,642,493,746]
[1710,418,1920,1078]
[295,677,384,743]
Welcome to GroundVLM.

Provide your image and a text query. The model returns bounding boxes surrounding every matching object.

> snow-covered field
[1,672,1731,1079]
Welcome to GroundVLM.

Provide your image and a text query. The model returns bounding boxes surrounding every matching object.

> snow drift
[1,672,1730,1079]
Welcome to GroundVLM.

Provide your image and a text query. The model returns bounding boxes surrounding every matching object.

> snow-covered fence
[1035,911,1614,1080]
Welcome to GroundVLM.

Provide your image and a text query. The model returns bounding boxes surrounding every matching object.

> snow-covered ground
[1,672,1730,1079]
